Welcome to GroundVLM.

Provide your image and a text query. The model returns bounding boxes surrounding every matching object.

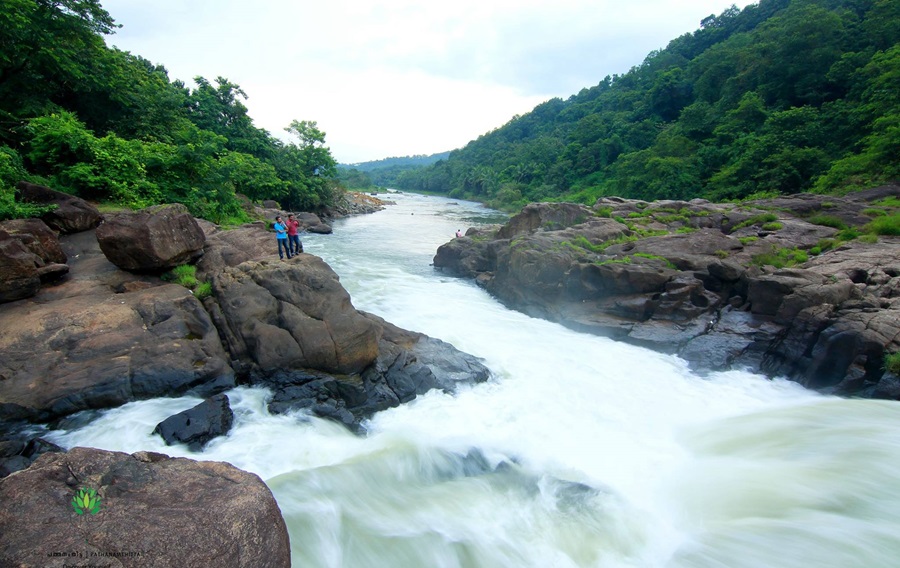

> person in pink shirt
[286,214,303,255]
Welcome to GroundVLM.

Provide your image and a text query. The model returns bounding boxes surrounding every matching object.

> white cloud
[100,0,756,163]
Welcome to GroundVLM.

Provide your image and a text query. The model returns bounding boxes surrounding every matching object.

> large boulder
[208,255,381,375]
[96,204,206,272]
[15,181,100,233]
[153,394,234,451]
[0,218,67,264]
[0,229,41,303]
[0,447,290,568]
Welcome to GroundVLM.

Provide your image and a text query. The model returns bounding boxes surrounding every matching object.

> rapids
[48,192,900,567]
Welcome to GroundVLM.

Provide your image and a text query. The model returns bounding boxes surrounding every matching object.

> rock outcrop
[0,447,290,568]
[200,222,490,431]
[96,203,206,271]
[0,224,234,426]
[435,188,900,397]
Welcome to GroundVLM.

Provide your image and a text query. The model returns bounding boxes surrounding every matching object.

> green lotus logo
[71,487,102,515]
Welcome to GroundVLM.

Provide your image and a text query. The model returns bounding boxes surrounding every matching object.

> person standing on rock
[274,216,291,260]
[287,214,303,255]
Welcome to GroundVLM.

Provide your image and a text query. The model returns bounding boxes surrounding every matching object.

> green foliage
[738,236,758,245]
[164,264,199,288]
[751,246,809,268]
[71,487,102,516]
[389,1,900,208]
[194,281,213,300]
[715,249,729,259]
[807,214,847,229]
[862,208,887,217]
[865,214,900,236]
[0,3,343,222]
[859,233,879,243]
[885,352,900,375]
[761,221,783,231]
[731,213,779,231]
[873,197,900,208]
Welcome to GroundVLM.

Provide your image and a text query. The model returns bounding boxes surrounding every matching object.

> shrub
[595,206,613,218]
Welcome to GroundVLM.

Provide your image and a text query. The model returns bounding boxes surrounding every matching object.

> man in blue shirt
[274,216,291,260]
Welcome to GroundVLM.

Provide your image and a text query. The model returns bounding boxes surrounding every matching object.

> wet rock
[153,394,234,451]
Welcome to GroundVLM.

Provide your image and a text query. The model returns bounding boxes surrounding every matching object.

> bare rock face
[0,447,290,568]
[15,181,101,234]
[96,204,206,272]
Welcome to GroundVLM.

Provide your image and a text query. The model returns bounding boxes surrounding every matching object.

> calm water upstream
[49,192,900,567]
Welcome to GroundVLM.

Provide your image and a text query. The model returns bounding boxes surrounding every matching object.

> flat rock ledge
[0,447,290,568]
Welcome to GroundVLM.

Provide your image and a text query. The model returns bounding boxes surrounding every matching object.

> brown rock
[0,229,40,303]
[0,447,290,568]
[0,218,66,264]
[96,204,206,272]
[210,255,381,375]
[15,181,101,234]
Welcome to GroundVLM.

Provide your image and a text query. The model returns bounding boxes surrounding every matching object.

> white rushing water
[49,192,900,567]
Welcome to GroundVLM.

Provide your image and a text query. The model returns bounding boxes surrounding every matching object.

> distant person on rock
[287,214,303,255]
[456,229,464,238]
[274,216,291,260]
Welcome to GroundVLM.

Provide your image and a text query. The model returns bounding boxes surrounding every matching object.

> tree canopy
[394,0,900,209]
[0,0,340,222]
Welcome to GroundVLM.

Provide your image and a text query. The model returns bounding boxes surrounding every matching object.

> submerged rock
[153,394,234,451]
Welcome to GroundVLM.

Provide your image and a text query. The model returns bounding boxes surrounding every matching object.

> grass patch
[595,207,613,218]
[731,213,779,232]
[761,222,783,231]
[595,256,633,266]
[865,214,900,236]
[859,233,879,244]
[194,281,213,300]
[885,352,900,375]
[633,252,676,269]
[807,214,847,230]
[164,264,199,288]
[751,246,809,269]
[715,249,729,259]
[676,226,697,234]
[873,197,900,208]
[862,208,887,217]
[738,236,758,245]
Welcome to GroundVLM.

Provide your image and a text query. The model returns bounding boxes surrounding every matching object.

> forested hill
[395,0,899,210]
[338,152,451,189]
[1,0,339,224]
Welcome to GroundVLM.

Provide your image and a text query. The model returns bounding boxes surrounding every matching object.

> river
[48,191,900,567]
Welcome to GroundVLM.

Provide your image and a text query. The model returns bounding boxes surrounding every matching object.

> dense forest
[395,0,899,210]
[0,0,339,223]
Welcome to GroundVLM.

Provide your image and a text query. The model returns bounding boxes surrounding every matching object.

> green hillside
[395,0,899,210]
[1,0,340,223]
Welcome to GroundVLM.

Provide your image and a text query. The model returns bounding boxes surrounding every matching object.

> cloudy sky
[99,0,755,164]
